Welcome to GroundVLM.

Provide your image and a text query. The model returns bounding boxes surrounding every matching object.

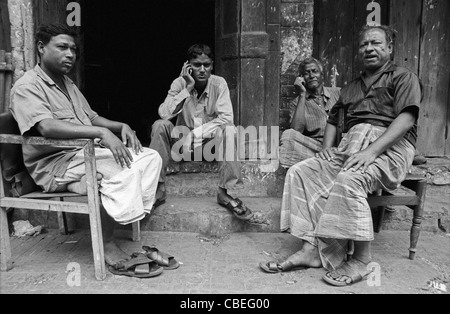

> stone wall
[7,0,35,82]
[279,0,314,131]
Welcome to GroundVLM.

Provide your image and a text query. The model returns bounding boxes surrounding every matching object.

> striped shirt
[289,86,341,142]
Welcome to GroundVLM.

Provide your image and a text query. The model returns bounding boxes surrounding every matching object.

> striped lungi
[280,123,415,270]
[279,129,323,168]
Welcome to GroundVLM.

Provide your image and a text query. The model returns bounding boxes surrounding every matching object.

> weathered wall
[279,0,314,131]
[8,0,34,82]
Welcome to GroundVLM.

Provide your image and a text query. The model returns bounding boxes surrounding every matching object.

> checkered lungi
[279,129,323,168]
[280,123,415,270]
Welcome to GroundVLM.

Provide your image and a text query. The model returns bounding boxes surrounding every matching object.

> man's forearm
[92,116,126,133]
[36,119,108,139]
[290,94,306,132]
[322,123,337,149]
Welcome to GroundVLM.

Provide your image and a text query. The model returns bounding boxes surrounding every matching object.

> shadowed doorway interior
[83,0,215,146]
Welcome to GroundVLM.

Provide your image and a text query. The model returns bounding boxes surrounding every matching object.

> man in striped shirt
[279,58,340,168]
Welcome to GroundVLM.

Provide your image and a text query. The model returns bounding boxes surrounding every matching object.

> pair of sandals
[108,246,180,278]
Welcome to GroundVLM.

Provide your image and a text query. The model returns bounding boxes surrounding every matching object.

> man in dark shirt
[260,25,422,287]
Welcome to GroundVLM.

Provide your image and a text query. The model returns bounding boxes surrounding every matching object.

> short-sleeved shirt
[158,75,234,139]
[10,65,99,192]
[328,62,422,146]
[289,86,341,142]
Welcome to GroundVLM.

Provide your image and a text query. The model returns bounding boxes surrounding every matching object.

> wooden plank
[0,0,11,51]
[368,196,420,207]
[0,197,90,214]
[390,0,422,73]
[0,135,89,147]
[417,0,450,156]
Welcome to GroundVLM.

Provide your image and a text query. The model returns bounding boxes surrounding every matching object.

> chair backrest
[0,88,39,197]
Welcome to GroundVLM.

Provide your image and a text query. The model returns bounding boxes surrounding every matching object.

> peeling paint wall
[279,0,314,131]
[8,0,35,82]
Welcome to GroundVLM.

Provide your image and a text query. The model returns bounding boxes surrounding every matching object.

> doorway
[83,0,216,146]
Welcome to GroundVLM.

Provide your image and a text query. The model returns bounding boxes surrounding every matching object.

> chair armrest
[0,134,91,147]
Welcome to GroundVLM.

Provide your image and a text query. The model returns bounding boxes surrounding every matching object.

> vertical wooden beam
[84,140,106,280]
[0,0,11,51]
[417,0,450,156]
[390,0,422,73]
[0,144,12,271]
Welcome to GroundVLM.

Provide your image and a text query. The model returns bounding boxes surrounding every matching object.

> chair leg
[409,181,427,260]
[57,211,69,235]
[132,221,141,242]
[0,207,13,271]
[376,206,386,233]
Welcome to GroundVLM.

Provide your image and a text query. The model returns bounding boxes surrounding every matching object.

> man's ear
[37,41,45,56]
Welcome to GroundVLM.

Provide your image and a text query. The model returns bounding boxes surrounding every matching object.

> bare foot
[281,242,322,269]
[67,174,103,195]
[104,241,130,267]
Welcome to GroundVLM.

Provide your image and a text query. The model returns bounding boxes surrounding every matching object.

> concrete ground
[0,228,449,295]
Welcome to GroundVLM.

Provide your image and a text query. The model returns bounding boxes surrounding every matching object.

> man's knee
[152,119,174,133]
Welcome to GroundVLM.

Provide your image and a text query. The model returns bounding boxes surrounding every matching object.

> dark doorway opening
[83,0,216,146]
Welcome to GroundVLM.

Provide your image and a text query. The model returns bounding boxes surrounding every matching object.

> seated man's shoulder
[210,75,228,86]
[13,69,39,88]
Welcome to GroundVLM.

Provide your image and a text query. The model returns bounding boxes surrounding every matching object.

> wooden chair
[0,51,140,280]
[337,107,427,260]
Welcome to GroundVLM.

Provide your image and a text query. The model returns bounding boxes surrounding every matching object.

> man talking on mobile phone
[149,44,268,225]
[279,58,341,168]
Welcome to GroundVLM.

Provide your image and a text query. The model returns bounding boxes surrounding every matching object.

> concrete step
[138,197,281,236]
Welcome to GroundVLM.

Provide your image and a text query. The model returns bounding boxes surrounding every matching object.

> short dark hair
[359,24,396,45]
[187,44,214,60]
[298,57,323,76]
[35,23,78,47]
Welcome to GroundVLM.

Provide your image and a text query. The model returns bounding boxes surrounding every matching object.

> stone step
[165,161,284,198]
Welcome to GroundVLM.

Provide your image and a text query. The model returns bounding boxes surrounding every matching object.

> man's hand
[181,61,195,92]
[294,77,307,95]
[316,147,338,162]
[121,124,143,155]
[100,129,134,168]
[343,148,378,174]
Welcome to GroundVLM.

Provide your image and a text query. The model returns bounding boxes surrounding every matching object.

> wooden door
[314,0,389,87]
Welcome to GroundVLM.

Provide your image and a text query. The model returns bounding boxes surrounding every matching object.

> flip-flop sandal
[217,196,253,221]
[259,261,304,273]
[141,246,180,270]
[322,259,373,287]
[108,253,163,278]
